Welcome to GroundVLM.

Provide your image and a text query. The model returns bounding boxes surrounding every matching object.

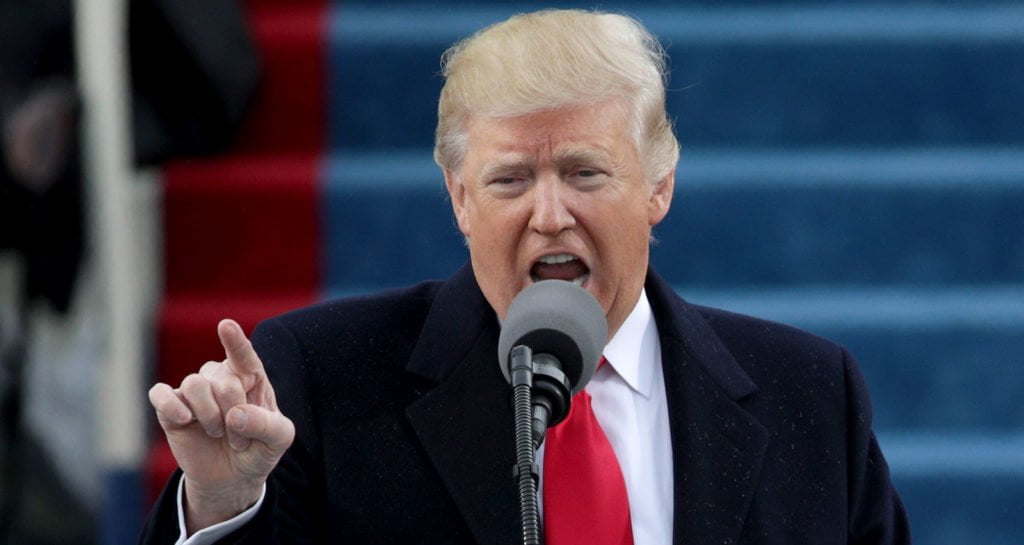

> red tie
[543,359,634,545]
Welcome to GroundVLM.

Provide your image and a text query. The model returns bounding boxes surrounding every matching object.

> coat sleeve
[842,348,912,544]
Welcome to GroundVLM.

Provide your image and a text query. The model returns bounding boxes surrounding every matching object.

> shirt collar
[601,288,658,399]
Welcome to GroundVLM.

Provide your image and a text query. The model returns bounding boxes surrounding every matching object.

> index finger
[217,319,264,380]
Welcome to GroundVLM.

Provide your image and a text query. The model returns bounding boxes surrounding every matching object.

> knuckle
[211,379,242,402]
[208,379,228,397]
[188,391,219,417]
[271,417,296,450]
[147,385,190,427]
[192,401,222,423]
[199,360,222,375]
[282,416,296,441]
[151,397,171,415]
[147,386,172,412]
[179,373,206,393]
[147,383,166,403]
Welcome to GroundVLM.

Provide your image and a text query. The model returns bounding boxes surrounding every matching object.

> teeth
[538,253,578,264]
[571,273,590,287]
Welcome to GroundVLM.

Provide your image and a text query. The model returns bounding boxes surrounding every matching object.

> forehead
[463,100,633,161]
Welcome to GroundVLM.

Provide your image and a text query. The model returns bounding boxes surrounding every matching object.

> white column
[73,0,145,472]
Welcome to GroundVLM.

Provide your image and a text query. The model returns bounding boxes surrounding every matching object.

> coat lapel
[646,271,770,545]
[403,265,521,545]
[403,265,770,545]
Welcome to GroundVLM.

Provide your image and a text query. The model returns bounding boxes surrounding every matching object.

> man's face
[444,99,674,340]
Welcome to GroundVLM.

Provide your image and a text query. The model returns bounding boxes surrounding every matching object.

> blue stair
[684,287,1024,431]
[322,150,1024,287]
[323,3,1024,543]
[880,433,1024,545]
[330,4,1024,149]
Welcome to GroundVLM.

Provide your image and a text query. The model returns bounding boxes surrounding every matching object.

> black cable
[513,382,541,545]
[509,345,543,545]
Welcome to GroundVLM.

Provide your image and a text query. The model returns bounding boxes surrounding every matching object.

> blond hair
[433,9,679,184]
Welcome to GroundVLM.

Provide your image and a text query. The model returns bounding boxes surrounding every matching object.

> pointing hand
[148,319,295,532]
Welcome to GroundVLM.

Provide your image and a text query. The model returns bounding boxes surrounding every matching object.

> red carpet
[147,0,327,503]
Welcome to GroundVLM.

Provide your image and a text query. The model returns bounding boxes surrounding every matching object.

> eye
[568,167,608,188]
[487,176,526,189]
[485,174,529,197]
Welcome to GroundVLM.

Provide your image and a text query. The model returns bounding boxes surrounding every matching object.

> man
[142,9,911,544]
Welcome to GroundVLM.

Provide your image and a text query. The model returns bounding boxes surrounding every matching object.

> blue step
[320,149,1024,288]
[329,5,1024,150]
[314,6,1024,544]
[682,287,1024,433]
[337,1,1005,6]
[881,433,1024,545]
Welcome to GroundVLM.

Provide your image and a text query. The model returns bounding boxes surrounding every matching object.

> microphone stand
[509,345,572,545]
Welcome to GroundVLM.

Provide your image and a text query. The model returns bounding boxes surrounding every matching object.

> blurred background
[1,0,1022,543]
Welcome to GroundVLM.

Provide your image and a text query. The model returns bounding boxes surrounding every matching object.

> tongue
[531,260,588,281]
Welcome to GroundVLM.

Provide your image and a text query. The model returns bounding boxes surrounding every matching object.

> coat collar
[404,263,495,384]
[646,270,769,545]
[404,264,769,545]
[403,264,521,545]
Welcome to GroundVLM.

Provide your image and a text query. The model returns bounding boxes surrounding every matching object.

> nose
[528,175,576,236]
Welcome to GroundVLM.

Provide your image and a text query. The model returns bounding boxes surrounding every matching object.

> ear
[647,168,675,226]
[443,168,471,237]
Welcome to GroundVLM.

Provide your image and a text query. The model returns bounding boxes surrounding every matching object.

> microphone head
[498,280,607,394]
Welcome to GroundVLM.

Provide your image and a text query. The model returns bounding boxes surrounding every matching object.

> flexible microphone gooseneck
[498,280,607,545]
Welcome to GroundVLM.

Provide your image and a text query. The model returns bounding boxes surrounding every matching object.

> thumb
[225,404,295,454]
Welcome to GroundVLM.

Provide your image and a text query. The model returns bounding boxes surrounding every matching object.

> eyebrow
[552,147,611,167]
[478,155,534,182]
[475,147,614,182]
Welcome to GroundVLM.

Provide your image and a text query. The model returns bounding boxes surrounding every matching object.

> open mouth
[529,253,590,287]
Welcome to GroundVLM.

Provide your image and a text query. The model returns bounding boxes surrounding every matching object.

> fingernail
[228,408,247,431]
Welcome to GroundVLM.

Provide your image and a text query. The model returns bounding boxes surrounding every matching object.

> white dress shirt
[538,288,673,545]
[177,289,672,544]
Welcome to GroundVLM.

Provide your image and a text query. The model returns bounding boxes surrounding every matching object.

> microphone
[498,280,607,445]
[498,280,607,545]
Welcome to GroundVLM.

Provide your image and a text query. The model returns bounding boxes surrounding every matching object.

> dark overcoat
[141,264,910,544]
